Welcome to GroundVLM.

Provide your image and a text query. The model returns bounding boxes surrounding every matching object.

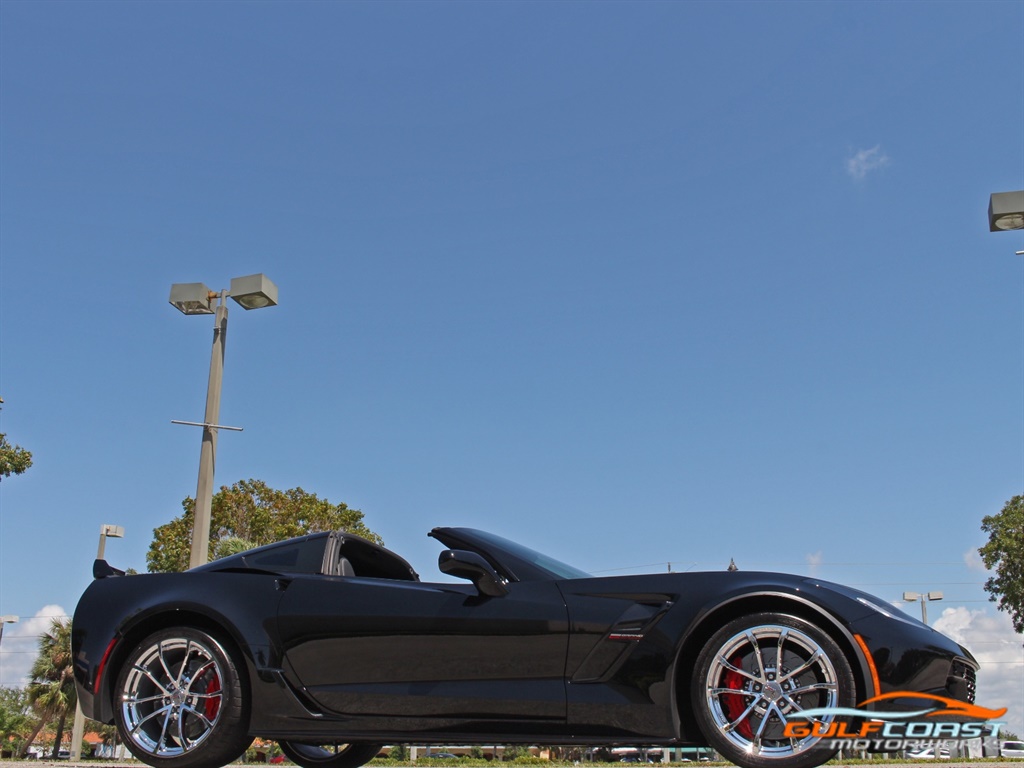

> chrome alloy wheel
[120,635,224,757]
[703,624,840,758]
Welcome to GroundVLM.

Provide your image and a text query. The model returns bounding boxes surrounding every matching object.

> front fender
[72,571,285,722]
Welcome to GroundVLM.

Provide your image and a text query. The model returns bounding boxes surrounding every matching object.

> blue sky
[1,0,1022,735]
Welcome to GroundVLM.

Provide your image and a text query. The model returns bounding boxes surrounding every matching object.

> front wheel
[114,627,252,768]
[278,742,383,768]
[691,612,856,768]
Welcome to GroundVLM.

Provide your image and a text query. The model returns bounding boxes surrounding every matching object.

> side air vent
[949,658,977,703]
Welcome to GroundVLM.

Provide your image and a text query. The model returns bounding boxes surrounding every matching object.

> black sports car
[72,528,978,768]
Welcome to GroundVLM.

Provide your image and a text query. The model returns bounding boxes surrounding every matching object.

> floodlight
[988,191,1024,232]
[229,273,278,310]
[169,283,215,315]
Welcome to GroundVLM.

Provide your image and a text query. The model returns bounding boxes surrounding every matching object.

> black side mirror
[438,549,509,597]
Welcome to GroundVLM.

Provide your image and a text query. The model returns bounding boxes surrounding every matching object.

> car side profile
[1002,741,1024,758]
[72,528,979,768]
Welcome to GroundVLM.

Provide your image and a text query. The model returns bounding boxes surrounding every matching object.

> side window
[245,537,326,574]
[336,537,419,581]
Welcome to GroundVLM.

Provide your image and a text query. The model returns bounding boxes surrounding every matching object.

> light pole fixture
[169,274,278,570]
[0,615,17,688]
[988,190,1024,232]
[903,590,943,624]
[97,523,125,561]
[0,614,17,647]
[71,526,125,759]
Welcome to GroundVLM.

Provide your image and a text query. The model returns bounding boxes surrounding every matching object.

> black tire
[278,742,383,768]
[113,627,252,768]
[691,612,856,768]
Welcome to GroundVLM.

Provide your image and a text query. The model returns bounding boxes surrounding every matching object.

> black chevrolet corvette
[72,528,978,768]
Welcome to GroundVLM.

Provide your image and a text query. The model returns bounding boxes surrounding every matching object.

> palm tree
[213,536,257,559]
[19,618,76,758]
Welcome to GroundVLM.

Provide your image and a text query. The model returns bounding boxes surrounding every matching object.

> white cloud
[934,606,1023,736]
[806,551,823,577]
[964,547,987,572]
[846,145,890,180]
[0,604,69,688]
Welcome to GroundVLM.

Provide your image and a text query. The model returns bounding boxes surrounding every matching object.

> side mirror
[438,549,509,597]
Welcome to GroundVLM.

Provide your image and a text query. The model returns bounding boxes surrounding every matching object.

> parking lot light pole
[902,590,943,624]
[0,615,16,706]
[0,614,17,648]
[169,275,278,569]
[71,526,125,760]
[0,614,18,682]
[96,523,125,561]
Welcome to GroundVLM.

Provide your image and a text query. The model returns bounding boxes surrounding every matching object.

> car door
[275,573,569,721]
[557,576,680,740]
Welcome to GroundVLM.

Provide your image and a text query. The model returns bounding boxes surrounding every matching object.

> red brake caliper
[204,671,221,720]
[721,654,754,739]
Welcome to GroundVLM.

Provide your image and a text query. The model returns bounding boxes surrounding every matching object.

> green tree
[147,478,382,573]
[0,434,31,479]
[85,719,118,758]
[20,619,76,759]
[979,495,1024,633]
[0,397,32,481]
[389,744,408,760]
[213,536,258,560]
[0,687,31,755]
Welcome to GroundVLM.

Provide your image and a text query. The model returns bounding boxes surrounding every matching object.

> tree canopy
[979,494,1024,633]
[0,687,31,754]
[0,396,32,481]
[146,478,382,573]
[0,434,32,480]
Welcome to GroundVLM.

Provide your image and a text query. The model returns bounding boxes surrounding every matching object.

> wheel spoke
[177,706,188,749]
[769,700,790,728]
[175,640,193,686]
[715,654,760,684]
[158,642,176,685]
[130,703,172,735]
[721,696,763,733]
[181,704,215,732]
[157,708,172,753]
[744,630,767,680]
[774,628,790,684]
[126,692,166,706]
[788,680,837,697]
[133,663,170,694]
[709,686,751,697]
[753,703,773,740]
[183,659,216,695]
[779,649,822,683]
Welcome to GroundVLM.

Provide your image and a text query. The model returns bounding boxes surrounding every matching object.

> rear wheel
[278,741,383,768]
[692,613,856,768]
[114,627,252,768]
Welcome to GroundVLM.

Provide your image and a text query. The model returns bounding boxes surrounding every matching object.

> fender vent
[949,659,977,703]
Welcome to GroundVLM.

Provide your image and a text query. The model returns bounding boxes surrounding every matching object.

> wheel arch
[98,607,255,725]
[671,592,872,743]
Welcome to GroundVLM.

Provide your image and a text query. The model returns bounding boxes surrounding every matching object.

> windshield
[464,529,591,580]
